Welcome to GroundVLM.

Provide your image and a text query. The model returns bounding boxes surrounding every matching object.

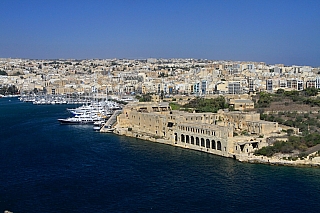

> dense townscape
[2,58,320,167]
[1,58,319,97]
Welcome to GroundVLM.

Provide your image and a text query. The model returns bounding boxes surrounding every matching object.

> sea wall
[114,127,320,168]
[113,102,320,168]
[237,153,320,168]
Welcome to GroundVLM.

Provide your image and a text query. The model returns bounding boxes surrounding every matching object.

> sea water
[1,98,320,213]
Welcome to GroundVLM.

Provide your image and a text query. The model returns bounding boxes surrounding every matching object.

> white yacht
[58,112,103,125]
[93,120,105,131]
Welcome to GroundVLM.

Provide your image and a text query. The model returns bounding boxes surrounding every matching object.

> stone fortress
[114,100,281,160]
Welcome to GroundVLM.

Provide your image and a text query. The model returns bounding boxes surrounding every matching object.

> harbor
[18,93,127,105]
[57,100,122,131]
[1,97,320,213]
[18,93,125,131]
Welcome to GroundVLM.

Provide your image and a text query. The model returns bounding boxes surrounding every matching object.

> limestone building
[115,102,280,159]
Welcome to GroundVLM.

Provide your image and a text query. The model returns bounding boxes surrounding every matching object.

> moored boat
[101,125,115,132]
[58,113,102,125]
[93,120,105,131]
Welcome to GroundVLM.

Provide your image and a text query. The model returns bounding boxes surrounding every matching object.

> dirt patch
[265,101,320,112]
[263,100,320,112]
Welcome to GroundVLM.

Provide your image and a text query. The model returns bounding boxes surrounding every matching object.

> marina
[19,94,103,105]
[57,100,122,131]
[18,93,124,130]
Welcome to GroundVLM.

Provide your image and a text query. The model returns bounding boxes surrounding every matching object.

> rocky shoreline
[237,154,320,168]
[114,127,320,168]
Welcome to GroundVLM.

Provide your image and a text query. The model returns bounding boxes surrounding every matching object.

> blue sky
[0,0,319,66]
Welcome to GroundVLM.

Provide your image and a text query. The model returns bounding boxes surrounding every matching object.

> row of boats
[57,100,122,131]
[18,94,124,131]
[19,95,93,105]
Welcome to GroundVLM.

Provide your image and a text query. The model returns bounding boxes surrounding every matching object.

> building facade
[115,102,280,159]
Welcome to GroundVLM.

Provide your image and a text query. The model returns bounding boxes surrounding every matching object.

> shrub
[298,152,308,159]
[254,146,274,157]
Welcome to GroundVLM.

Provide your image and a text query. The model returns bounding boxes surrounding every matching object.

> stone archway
[212,140,216,149]
[201,138,205,147]
[181,134,185,142]
[206,139,210,148]
[196,137,200,146]
[217,141,222,150]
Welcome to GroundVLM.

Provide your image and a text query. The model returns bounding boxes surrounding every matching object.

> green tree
[183,96,228,113]
[287,129,294,136]
[276,88,285,94]
[257,92,272,108]
[137,93,152,102]
[304,87,318,97]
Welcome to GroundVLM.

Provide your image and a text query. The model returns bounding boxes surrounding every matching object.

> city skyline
[1,0,319,66]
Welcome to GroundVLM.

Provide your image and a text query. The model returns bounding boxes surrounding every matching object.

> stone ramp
[100,110,122,132]
[305,144,320,155]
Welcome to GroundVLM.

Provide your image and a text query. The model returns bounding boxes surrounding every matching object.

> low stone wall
[237,153,320,168]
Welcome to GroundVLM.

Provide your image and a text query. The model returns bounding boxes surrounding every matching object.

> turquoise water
[1,98,320,212]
